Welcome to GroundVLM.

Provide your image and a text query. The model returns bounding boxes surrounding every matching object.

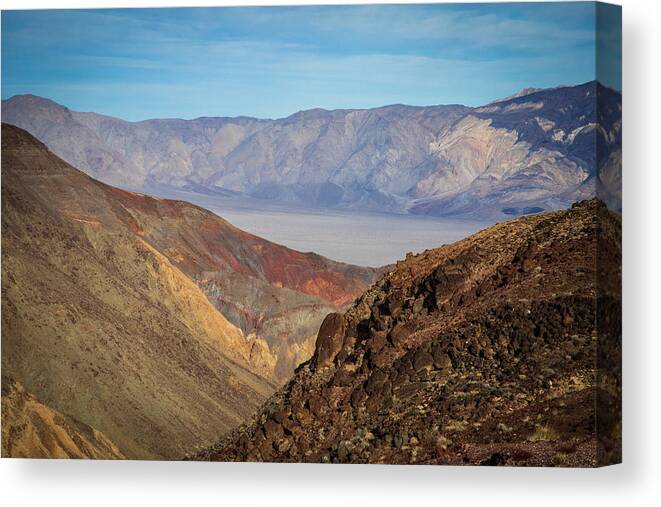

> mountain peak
[489,87,545,104]
[4,93,68,110]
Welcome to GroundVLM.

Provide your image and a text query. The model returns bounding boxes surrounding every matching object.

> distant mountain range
[1,124,376,458]
[2,81,621,218]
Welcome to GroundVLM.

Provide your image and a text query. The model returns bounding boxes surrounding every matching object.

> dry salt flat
[153,189,490,267]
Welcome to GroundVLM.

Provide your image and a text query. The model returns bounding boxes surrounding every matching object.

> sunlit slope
[1,124,274,459]
[2,379,125,459]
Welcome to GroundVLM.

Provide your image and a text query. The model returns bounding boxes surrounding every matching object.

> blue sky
[1,2,621,121]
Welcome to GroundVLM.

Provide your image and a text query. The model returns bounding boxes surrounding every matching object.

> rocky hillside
[195,199,621,466]
[2,81,621,218]
[1,124,375,458]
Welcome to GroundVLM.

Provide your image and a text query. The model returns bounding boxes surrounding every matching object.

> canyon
[1,124,376,458]
[0,81,621,463]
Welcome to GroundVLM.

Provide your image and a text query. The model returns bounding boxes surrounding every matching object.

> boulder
[350,388,367,408]
[365,368,389,394]
[369,329,388,354]
[293,406,312,425]
[309,395,328,418]
[392,371,409,388]
[263,418,283,439]
[412,296,425,315]
[432,345,452,370]
[389,321,412,347]
[388,298,405,319]
[414,349,434,372]
[313,313,347,368]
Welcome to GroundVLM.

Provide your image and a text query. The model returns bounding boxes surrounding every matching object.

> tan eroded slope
[2,379,125,459]
[1,124,274,459]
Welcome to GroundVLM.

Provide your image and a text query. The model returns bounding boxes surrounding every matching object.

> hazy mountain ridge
[2,81,621,218]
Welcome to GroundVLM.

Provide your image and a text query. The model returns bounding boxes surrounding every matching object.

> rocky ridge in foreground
[195,199,621,466]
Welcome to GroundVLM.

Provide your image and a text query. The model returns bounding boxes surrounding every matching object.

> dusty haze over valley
[151,187,489,266]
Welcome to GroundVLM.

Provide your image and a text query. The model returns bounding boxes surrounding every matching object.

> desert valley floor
[144,188,491,267]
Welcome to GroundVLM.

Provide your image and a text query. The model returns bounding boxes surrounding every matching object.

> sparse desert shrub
[552,451,568,466]
[497,422,513,433]
[444,419,467,432]
[528,424,559,442]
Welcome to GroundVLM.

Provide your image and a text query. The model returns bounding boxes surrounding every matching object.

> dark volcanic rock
[313,313,348,369]
[413,350,434,372]
[193,199,621,467]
